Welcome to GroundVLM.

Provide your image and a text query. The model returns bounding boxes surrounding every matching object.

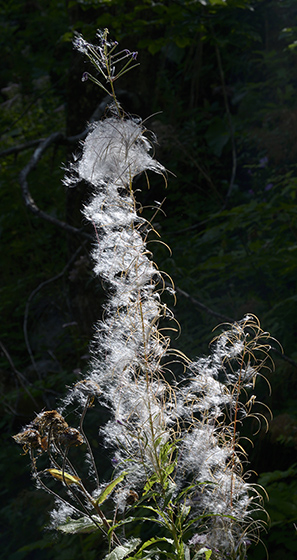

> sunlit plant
[14,30,275,560]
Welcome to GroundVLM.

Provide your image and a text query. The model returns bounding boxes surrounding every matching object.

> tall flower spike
[63,35,173,500]
[13,31,273,560]
[73,29,139,101]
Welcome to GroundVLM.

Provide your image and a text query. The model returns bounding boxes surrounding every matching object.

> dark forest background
[1,1,297,558]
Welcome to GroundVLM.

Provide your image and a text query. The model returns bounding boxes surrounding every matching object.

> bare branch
[176,285,297,368]
[23,243,86,376]
[18,132,92,239]
[15,93,123,238]
[0,139,45,157]
[0,340,39,408]
[213,39,237,209]
[175,285,234,323]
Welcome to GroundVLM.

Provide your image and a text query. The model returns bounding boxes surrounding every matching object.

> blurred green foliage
[1,0,297,558]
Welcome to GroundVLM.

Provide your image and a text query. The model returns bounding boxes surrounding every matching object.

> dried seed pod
[74,379,102,398]
[32,410,68,435]
[57,427,84,447]
[13,428,42,454]
[126,490,139,505]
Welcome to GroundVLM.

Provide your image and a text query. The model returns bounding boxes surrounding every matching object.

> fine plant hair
[14,29,276,560]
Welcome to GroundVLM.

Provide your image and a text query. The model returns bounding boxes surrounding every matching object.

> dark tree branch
[0,139,45,157]
[23,243,86,377]
[176,286,297,368]
[175,286,234,323]
[0,133,87,158]
[0,76,66,139]
[213,40,237,209]
[16,93,122,239]
[18,131,92,239]
[0,340,40,409]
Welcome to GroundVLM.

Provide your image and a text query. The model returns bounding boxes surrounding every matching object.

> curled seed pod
[57,427,84,448]
[74,379,102,399]
[33,410,68,435]
[13,428,42,454]
[126,490,139,506]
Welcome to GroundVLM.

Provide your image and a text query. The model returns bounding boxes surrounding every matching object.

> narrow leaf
[184,544,191,560]
[180,504,191,522]
[137,536,174,553]
[104,538,141,560]
[57,515,103,534]
[47,468,81,486]
[193,548,212,560]
[125,537,175,560]
[142,475,158,495]
[95,471,128,505]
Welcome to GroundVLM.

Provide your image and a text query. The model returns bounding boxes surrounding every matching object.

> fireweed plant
[14,30,275,560]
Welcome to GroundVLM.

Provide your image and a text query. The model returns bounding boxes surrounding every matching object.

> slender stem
[103,44,122,117]
[79,397,100,490]
[30,451,83,517]
[230,353,245,507]
[213,39,237,208]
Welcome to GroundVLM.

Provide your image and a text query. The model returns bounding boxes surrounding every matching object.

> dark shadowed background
[1,1,297,558]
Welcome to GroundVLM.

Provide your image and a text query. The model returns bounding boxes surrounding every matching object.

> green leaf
[94,471,128,505]
[174,36,191,49]
[163,480,177,508]
[104,538,141,560]
[208,0,227,5]
[184,544,191,560]
[205,117,230,157]
[180,503,191,523]
[18,539,54,552]
[136,536,174,553]
[61,31,74,43]
[141,505,169,522]
[142,474,158,495]
[258,464,297,486]
[193,548,212,560]
[125,537,175,560]
[57,515,103,534]
[147,37,167,55]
